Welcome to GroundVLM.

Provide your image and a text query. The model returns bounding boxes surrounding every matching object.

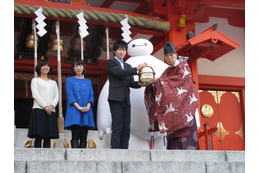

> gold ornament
[201,104,214,118]
[25,33,39,49]
[50,38,64,52]
[235,124,244,142]
[87,138,97,148]
[24,138,34,148]
[216,122,230,143]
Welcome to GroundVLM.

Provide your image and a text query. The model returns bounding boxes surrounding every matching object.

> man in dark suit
[106,40,146,149]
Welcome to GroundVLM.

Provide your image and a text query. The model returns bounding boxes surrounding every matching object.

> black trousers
[109,99,131,149]
[34,136,50,148]
[70,125,88,144]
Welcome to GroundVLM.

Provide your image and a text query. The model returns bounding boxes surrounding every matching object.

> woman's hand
[82,102,91,113]
[45,105,54,115]
[73,102,91,113]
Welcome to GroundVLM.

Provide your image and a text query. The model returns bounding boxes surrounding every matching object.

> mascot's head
[128,39,153,57]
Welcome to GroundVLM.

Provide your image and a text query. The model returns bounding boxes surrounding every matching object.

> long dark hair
[71,58,86,75]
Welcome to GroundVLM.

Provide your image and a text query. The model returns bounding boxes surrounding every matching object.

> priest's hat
[164,42,176,55]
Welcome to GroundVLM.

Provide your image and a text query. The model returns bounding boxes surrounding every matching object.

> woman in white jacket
[27,60,59,148]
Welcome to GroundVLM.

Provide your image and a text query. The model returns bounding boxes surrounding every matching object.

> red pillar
[166,0,187,46]
[166,0,202,130]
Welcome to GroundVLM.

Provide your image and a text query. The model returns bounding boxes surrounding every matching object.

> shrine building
[14,0,245,151]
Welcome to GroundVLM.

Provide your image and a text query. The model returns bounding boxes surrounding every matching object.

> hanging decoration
[120,15,132,43]
[55,20,66,147]
[76,11,89,60]
[34,7,47,37]
[55,20,63,121]
[32,19,37,78]
[105,27,109,60]
[55,21,61,63]
[33,7,47,77]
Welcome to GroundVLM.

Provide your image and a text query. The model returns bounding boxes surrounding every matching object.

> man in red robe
[141,42,199,150]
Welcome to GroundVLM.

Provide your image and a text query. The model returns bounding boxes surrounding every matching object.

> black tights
[71,125,89,143]
[34,136,51,148]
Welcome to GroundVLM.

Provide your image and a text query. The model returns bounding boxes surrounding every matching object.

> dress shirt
[114,56,124,69]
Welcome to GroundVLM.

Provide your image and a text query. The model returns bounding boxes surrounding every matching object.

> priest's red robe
[144,61,199,149]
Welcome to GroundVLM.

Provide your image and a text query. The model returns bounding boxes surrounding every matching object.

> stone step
[15,160,244,173]
[14,148,245,173]
[14,148,244,162]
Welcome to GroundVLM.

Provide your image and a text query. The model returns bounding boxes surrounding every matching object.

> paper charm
[34,7,47,37]
[76,11,89,38]
[120,16,132,43]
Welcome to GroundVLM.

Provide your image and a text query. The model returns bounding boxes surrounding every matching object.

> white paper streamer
[76,11,89,60]
[76,11,89,38]
[34,7,47,37]
[120,16,132,43]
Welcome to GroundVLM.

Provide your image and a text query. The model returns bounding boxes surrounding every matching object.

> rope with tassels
[14,3,170,32]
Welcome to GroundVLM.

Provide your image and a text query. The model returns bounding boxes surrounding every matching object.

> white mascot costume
[97,39,168,149]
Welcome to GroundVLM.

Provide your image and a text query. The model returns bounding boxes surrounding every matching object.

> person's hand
[81,103,91,113]
[45,105,54,115]
[77,106,85,112]
[139,78,158,87]
[137,63,148,71]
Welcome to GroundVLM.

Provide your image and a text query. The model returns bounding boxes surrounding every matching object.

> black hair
[113,40,128,54]
[71,58,86,75]
[35,60,52,75]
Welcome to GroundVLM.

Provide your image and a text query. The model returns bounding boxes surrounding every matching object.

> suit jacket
[106,57,141,105]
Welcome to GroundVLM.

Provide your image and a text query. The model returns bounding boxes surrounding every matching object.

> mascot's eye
[144,43,147,46]
[132,44,136,48]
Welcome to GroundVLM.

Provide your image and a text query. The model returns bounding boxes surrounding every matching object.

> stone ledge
[14,160,245,173]
[206,161,245,173]
[225,151,245,162]
[66,148,151,161]
[14,148,66,161]
[123,161,206,173]
[26,161,122,173]
[14,161,26,173]
[151,150,226,162]
[14,148,245,163]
